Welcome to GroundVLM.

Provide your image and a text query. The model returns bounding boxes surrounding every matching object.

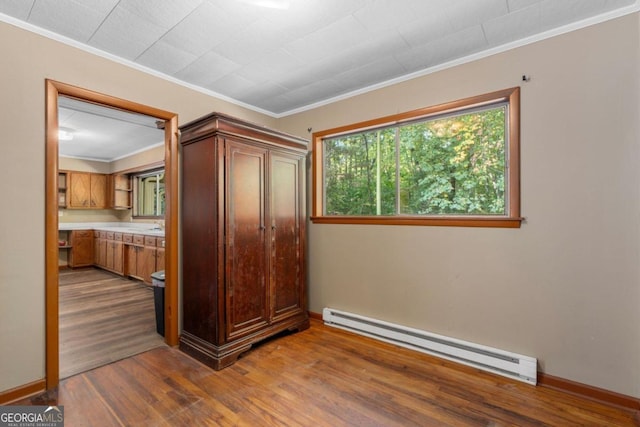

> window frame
[311,87,522,228]
[132,168,165,218]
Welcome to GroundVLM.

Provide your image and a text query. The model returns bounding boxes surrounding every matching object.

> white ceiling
[58,97,164,162]
[1,0,638,117]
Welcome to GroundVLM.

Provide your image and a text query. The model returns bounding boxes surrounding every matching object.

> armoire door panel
[270,154,304,320]
[226,141,269,338]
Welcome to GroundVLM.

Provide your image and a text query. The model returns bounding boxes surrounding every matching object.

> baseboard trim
[0,379,46,405]
[308,311,322,320]
[538,372,640,411]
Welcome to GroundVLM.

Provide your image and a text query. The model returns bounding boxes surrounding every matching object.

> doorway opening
[45,80,179,389]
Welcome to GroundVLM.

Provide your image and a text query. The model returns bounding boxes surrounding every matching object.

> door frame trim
[45,79,179,389]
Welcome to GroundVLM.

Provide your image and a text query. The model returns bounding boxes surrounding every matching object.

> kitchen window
[133,169,165,218]
[311,87,521,227]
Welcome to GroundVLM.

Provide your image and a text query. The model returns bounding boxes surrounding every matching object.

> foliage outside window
[133,169,165,218]
[311,88,521,227]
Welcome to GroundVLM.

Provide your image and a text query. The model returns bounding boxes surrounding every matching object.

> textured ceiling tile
[396,25,488,72]
[333,56,407,90]
[118,0,202,29]
[265,0,369,39]
[89,6,166,60]
[427,25,489,64]
[0,0,35,20]
[174,50,241,87]
[256,94,296,114]
[353,0,420,31]
[29,0,116,41]
[540,0,635,29]
[240,81,290,106]
[269,65,318,92]
[234,49,304,84]
[396,12,453,47]
[136,40,198,76]
[508,0,543,12]
[209,73,255,99]
[445,0,509,32]
[284,15,369,63]
[483,3,542,46]
[160,2,235,57]
[213,18,294,65]
[282,79,344,110]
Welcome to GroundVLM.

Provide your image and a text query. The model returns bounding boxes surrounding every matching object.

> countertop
[59,222,165,237]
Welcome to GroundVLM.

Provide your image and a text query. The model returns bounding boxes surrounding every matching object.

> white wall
[278,14,640,398]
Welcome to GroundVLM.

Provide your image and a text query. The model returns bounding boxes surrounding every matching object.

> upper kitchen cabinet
[58,171,68,208]
[110,173,132,209]
[67,172,107,209]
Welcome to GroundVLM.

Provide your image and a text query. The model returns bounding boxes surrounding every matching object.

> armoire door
[225,140,270,339]
[270,153,305,321]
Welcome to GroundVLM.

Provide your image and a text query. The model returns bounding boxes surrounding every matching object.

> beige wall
[278,14,640,398]
[1,13,639,399]
[111,144,164,173]
[0,20,275,393]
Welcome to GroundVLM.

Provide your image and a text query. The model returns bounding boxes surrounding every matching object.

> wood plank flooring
[24,319,639,426]
[59,268,166,379]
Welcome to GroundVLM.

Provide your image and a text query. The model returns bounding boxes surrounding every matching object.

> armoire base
[179,317,310,370]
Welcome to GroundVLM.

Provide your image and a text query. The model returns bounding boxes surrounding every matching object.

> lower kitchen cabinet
[69,230,93,268]
[105,232,124,275]
[125,234,164,284]
[93,231,106,267]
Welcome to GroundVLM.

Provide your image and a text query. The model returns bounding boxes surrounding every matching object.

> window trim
[311,87,522,228]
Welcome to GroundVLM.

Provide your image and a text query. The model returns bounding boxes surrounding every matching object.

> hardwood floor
[22,319,639,426]
[59,268,166,379]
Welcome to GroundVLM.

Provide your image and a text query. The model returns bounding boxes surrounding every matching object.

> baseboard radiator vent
[322,308,537,385]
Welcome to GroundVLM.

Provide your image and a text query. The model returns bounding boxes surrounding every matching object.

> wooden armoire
[179,112,309,370]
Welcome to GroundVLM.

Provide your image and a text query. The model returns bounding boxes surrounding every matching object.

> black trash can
[151,270,165,336]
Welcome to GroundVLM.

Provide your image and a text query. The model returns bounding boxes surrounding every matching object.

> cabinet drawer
[144,236,157,246]
[114,232,123,241]
[106,232,114,240]
[133,234,145,245]
[123,234,133,243]
[157,238,165,248]
[94,231,100,238]
[73,230,93,238]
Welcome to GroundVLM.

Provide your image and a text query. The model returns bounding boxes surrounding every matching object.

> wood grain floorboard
[18,319,639,426]
[59,268,166,379]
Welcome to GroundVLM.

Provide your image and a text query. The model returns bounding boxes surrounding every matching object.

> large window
[312,88,521,227]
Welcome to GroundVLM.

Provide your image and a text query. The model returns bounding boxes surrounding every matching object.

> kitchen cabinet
[124,234,142,281]
[93,231,123,274]
[68,172,107,209]
[93,231,107,267]
[104,232,124,275]
[179,112,308,370]
[125,234,163,284]
[110,174,132,209]
[58,172,68,208]
[69,230,93,267]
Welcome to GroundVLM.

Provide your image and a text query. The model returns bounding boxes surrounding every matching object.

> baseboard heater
[322,308,537,385]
